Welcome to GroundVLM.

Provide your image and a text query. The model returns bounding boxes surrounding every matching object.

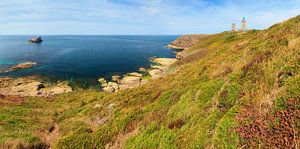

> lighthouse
[241,17,247,31]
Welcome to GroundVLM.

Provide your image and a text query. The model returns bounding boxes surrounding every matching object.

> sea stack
[29,36,43,43]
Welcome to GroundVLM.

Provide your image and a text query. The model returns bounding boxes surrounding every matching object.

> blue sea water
[0,35,178,87]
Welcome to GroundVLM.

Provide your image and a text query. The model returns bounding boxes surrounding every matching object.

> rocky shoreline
[95,39,190,93]
[96,34,201,93]
[0,77,72,97]
[98,57,178,93]
[0,56,180,96]
[0,57,180,96]
[0,62,73,97]
[0,36,195,96]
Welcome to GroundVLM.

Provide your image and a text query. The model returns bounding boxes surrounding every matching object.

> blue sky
[0,0,299,35]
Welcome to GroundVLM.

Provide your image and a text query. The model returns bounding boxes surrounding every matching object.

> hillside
[0,16,299,149]
[167,34,208,50]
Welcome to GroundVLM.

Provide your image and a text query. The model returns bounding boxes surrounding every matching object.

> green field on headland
[0,16,299,149]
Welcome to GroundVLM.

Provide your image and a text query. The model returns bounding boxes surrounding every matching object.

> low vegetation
[0,15,300,148]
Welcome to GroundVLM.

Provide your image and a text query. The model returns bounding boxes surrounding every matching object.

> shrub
[168,119,185,129]
[236,98,299,148]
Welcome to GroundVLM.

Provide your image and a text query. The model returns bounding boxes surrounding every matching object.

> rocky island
[29,36,43,43]
[1,62,37,73]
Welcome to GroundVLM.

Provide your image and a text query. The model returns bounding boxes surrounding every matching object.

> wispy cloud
[0,0,299,35]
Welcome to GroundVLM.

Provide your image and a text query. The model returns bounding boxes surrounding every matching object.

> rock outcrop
[103,86,115,93]
[98,78,108,87]
[99,77,120,93]
[149,69,164,79]
[151,58,178,67]
[0,81,43,96]
[98,57,178,93]
[167,34,207,50]
[127,72,143,77]
[3,62,37,73]
[119,76,141,90]
[103,82,119,93]
[139,67,146,72]
[0,77,72,97]
[149,58,178,79]
[99,72,145,93]
[42,82,73,96]
[112,75,121,83]
[29,36,43,43]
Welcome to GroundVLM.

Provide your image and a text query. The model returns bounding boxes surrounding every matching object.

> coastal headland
[1,15,299,148]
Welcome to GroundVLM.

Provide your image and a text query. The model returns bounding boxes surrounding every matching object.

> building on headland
[232,23,236,32]
[241,17,247,31]
[231,17,247,32]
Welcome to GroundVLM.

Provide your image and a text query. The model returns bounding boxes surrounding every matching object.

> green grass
[0,15,299,148]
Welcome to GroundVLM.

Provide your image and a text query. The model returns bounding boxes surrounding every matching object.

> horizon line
[0,34,188,36]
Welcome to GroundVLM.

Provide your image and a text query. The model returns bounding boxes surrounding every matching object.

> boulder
[119,76,141,90]
[0,81,44,96]
[103,86,115,93]
[107,82,119,91]
[121,76,141,84]
[44,82,73,96]
[139,67,146,72]
[112,75,121,83]
[102,82,119,93]
[98,78,108,87]
[127,72,143,77]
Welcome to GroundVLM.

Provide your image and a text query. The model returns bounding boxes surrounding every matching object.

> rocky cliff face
[168,34,208,50]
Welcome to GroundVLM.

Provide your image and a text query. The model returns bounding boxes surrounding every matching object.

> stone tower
[241,17,246,31]
[232,23,236,31]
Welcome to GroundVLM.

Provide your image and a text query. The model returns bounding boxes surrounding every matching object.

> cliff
[168,34,208,50]
[0,16,299,148]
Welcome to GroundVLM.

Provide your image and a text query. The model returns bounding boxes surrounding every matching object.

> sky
[0,0,299,35]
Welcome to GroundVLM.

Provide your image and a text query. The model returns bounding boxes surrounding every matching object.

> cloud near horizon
[0,0,299,35]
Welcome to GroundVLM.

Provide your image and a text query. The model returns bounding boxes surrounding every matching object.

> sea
[0,35,178,88]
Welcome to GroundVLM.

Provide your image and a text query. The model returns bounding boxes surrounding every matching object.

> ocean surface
[0,35,178,88]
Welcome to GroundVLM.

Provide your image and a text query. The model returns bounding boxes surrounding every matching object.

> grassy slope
[0,16,299,148]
